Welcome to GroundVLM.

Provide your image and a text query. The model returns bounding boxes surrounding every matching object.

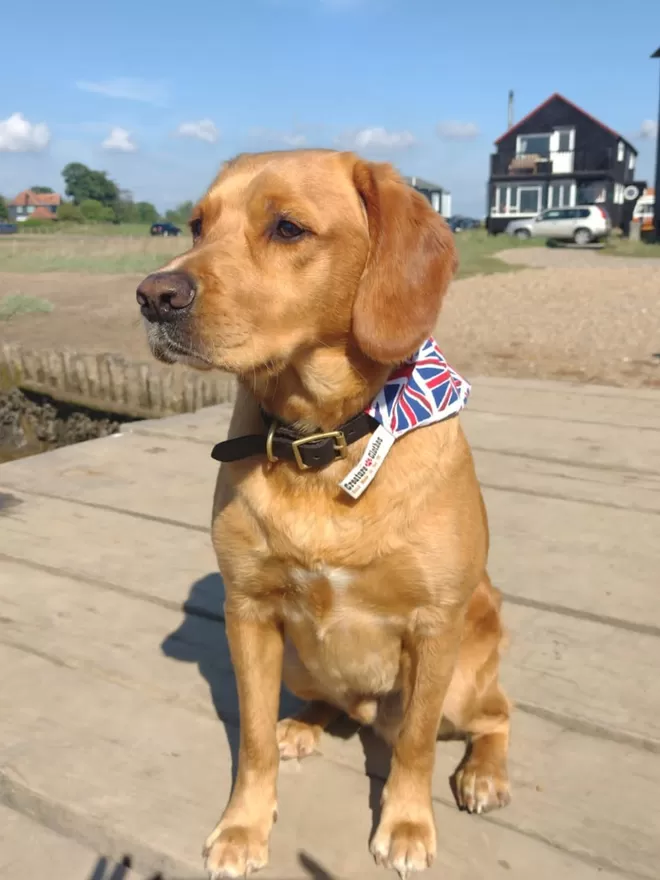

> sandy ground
[1,252,659,389]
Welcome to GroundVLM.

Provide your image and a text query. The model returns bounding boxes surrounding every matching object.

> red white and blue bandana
[366,336,470,438]
[339,337,470,498]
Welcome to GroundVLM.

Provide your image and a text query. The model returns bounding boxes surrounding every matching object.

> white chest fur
[281,564,403,699]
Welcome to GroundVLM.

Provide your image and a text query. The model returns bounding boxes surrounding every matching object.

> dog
[137,149,511,879]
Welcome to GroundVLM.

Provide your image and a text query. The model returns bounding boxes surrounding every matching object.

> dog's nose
[136,271,197,322]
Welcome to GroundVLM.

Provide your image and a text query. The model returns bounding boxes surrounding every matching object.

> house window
[556,129,573,152]
[492,184,543,214]
[518,187,541,213]
[27,206,35,214]
[517,133,551,157]
[578,181,609,205]
[617,141,625,162]
[549,181,574,208]
[629,153,636,171]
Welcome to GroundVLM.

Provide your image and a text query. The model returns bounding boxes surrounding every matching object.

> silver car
[505,205,611,245]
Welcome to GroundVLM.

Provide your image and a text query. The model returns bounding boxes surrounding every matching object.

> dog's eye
[190,217,202,241]
[274,218,305,241]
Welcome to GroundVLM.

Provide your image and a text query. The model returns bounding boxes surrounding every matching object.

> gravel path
[496,246,660,269]
[438,263,660,388]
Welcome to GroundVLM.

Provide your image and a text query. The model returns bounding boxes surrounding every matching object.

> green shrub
[80,199,115,223]
[57,203,85,223]
[18,218,56,229]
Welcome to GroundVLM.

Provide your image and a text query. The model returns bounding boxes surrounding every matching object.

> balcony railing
[490,148,616,177]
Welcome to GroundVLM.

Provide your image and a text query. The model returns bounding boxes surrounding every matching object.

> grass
[0,293,53,320]
[453,229,535,278]
[0,227,533,278]
[14,222,155,236]
[600,235,660,259]
[0,234,185,274]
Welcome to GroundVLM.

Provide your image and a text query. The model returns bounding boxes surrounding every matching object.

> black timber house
[487,93,646,234]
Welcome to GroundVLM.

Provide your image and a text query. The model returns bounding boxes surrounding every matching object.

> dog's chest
[279,563,404,696]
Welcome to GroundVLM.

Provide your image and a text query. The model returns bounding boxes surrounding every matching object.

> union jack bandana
[339,337,470,499]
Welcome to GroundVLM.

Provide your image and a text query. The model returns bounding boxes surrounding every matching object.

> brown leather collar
[211,410,377,471]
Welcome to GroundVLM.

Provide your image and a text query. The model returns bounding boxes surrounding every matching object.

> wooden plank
[2,480,658,633]
[462,410,660,475]
[503,602,660,747]
[0,804,144,880]
[0,490,218,611]
[0,643,627,880]
[0,562,657,877]
[477,450,660,514]
[0,432,215,529]
[484,489,660,629]
[467,378,660,429]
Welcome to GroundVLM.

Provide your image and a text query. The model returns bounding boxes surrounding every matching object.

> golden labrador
[137,149,511,879]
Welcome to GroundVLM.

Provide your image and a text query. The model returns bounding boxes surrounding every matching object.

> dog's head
[137,150,457,419]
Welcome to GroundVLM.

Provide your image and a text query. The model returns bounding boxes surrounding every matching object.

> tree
[62,163,119,208]
[0,196,8,221]
[135,201,159,224]
[165,200,194,226]
[56,203,84,223]
[79,199,115,223]
[30,186,54,194]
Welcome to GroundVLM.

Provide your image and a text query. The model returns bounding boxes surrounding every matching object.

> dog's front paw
[204,818,273,879]
[455,757,511,815]
[276,717,322,760]
[370,803,436,878]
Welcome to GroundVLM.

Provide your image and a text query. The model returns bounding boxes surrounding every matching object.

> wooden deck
[1,377,658,879]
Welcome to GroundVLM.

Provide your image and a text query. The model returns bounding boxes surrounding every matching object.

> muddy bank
[0,387,134,464]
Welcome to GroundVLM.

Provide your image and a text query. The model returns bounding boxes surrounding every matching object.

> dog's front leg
[371,616,462,878]
[204,607,283,879]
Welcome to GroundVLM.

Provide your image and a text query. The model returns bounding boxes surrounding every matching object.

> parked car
[150,222,181,237]
[0,222,18,235]
[448,215,481,233]
[505,206,610,245]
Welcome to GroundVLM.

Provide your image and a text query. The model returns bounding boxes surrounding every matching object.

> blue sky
[1,0,659,215]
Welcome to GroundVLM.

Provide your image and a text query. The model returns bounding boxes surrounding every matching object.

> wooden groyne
[0,343,237,419]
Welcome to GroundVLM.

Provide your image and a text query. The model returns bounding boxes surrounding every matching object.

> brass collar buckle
[292,430,348,470]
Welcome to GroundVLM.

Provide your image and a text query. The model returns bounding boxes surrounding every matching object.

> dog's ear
[350,159,457,364]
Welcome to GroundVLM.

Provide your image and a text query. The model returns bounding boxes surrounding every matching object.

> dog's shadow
[161,573,391,836]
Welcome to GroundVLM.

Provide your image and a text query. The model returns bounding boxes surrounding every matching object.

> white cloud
[436,120,480,141]
[175,119,219,143]
[338,127,416,150]
[249,127,308,147]
[102,127,137,152]
[0,112,50,152]
[638,119,658,140]
[76,77,167,105]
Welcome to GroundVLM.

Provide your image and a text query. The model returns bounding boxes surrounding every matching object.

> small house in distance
[487,93,646,234]
[8,190,61,222]
[404,176,452,218]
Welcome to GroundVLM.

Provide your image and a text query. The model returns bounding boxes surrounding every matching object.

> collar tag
[339,424,395,499]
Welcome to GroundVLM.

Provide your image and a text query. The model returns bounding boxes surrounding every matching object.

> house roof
[494,93,637,154]
[404,175,448,193]
[9,189,61,207]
